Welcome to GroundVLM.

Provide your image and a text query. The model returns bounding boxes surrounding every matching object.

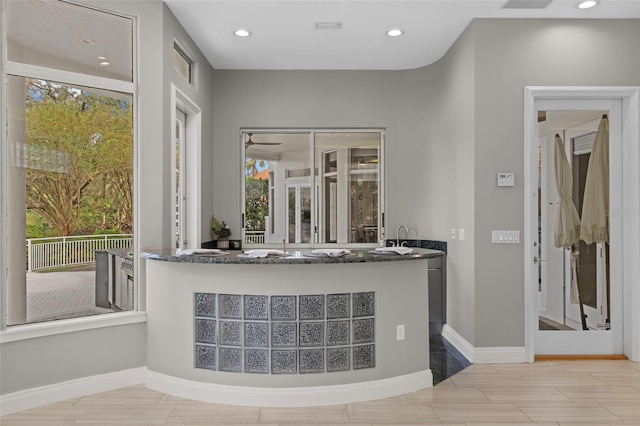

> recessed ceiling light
[578,0,598,9]
[98,56,107,60]
[386,29,404,37]
[99,61,110,66]
[234,29,251,37]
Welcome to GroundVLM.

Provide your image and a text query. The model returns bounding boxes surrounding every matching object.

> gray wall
[0,0,217,395]
[428,23,477,345]
[211,19,640,349]
[472,19,640,347]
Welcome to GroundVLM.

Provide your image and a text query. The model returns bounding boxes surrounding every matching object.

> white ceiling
[164,0,640,70]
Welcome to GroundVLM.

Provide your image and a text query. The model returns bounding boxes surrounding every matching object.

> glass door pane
[300,187,311,243]
[349,147,379,243]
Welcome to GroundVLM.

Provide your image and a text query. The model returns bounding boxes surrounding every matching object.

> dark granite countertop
[142,247,444,265]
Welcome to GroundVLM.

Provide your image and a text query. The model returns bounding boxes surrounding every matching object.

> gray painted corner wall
[162,3,216,245]
[429,22,477,346]
[472,19,640,347]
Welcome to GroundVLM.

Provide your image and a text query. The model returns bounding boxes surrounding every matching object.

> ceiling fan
[245,133,282,148]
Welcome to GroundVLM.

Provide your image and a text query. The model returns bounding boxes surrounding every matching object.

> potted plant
[210,217,231,249]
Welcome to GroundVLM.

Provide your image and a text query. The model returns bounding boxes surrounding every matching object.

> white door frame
[171,84,202,250]
[524,86,640,363]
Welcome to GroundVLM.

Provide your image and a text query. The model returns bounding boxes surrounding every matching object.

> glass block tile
[271,322,297,347]
[352,318,375,344]
[326,347,350,372]
[327,320,350,346]
[244,322,268,348]
[271,350,297,374]
[271,296,297,321]
[195,293,216,318]
[195,319,216,344]
[299,321,324,347]
[244,295,268,320]
[219,321,242,346]
[195,345,216,370]
[299,349,324,374]
[244,349,268,374]
[353,344,376,370]
[219,347,242,372]
[327,293,350,319]
[218,294,242,319]
[299,294,325,320]
[352,292,375,317]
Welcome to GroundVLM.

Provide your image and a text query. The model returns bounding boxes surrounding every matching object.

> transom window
[242,130,385,247]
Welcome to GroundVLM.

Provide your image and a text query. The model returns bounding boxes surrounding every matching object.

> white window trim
[0,4,140,332]
[241,128,386,249]
[0,311,147,343]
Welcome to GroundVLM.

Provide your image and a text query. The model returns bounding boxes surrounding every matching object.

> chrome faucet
[396,225,409,247]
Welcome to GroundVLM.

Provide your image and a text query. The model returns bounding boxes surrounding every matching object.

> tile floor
[2,359,639,425]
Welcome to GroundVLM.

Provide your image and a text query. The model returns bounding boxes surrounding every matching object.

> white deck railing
[245,231,265,244]
[26,234,132,272]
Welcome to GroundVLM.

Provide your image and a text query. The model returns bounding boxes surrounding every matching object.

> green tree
[25,79,133,236]
[244,177,269,232]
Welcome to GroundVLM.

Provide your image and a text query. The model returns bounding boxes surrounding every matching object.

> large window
[243,130,384,247]
[2,0,135,326]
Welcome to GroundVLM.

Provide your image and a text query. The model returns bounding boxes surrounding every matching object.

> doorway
[524,87,640,362]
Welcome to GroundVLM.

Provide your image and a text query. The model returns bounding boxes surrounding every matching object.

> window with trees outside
[3,0,135,326]
[243,130,384,247]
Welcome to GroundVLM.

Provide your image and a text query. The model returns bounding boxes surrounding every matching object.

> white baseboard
[441,324,475,361]
[0,367,146,416]
[442,324,527,364]
[146,369,432,407]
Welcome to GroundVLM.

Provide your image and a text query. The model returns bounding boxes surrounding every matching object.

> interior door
[534,98,623,356]
[286,184,311,244]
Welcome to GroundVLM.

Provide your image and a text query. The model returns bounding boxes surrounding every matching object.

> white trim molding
[442,324,526,364]
[0,311,147,343]
[0,367,146,416]
[146,368,432,407]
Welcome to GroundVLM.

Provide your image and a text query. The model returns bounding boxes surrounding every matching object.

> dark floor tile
[429,333,471,385]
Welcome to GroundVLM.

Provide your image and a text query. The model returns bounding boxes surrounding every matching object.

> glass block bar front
[194,292,375,374]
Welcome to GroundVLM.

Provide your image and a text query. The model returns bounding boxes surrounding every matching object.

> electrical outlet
[396,324,405,340]
[450,228,456,240]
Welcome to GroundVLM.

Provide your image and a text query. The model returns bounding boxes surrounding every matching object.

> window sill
[0,311,147,344]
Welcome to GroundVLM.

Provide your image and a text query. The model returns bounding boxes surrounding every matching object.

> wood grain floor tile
[522,374,607,387]
[167,404,260,424]
[404,386,490,404]
[516,402,623,423]
[595,400,640,422]
[450,374,529,387]
[479,386,573,403]
[430,402,529,423]
[556,385,640,400]
[465,423,559,426]
[257,405,349,423]
[347,400,439,424]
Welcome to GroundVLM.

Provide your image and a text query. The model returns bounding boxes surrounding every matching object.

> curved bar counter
[142,248,443,407]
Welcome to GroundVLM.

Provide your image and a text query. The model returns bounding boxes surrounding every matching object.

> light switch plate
[497,172,515,187]
[492,230,520,243]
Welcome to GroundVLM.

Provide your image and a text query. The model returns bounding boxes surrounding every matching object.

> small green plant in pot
[210,217,231,248]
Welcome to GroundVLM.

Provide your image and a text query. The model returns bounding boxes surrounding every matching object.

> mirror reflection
[537,110,611,331]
